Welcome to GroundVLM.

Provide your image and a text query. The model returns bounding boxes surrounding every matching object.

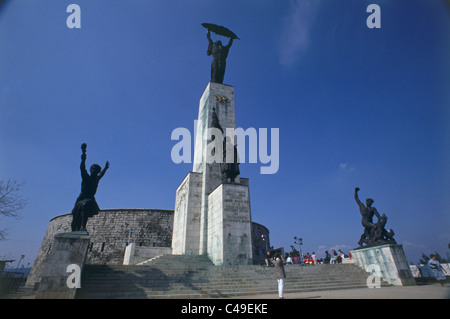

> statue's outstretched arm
[354,187,363,208]
[207,30,212,43]
[98,161,110,180]
[80,144,88,178]
[206,31,213,56]
[226,37,233,49]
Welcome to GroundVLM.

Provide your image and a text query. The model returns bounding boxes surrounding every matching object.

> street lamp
[15,255,25,271]
[293,237,303,259]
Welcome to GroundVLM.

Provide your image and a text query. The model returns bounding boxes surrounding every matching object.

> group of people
[265,249,350,299]
[266,250,447,300]
[262,248,351,299]
[285,252,318,265]
[274,249,350,266]
[324,249,350,264]
[266,249,446,299]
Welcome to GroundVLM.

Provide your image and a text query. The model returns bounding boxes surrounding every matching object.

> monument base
[351,244,415,286]
[207,182,253,265]
[35,231,90,299]
[171,172,203,255]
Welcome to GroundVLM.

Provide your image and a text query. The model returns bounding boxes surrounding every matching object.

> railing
[0,271,25,295]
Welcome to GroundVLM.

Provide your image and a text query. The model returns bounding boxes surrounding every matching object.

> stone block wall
[27,207,270,287]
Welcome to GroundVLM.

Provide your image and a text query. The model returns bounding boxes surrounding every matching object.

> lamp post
[15,255,25,271]
[294,237,303,259]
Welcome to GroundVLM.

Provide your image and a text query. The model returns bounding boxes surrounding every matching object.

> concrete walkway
[6,282,449,300]
[233,283,450,299]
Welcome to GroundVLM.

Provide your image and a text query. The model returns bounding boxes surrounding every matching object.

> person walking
[272,253,286,299]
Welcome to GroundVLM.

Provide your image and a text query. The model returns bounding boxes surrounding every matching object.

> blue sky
[0,0,449,267]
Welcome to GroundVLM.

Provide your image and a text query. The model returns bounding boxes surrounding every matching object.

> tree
[289,245,300,257]
[0,180,26,241]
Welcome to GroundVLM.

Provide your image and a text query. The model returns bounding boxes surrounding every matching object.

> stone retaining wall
[27,208,270,287]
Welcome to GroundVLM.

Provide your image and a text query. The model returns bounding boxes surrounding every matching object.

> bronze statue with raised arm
[354,187,396,247]
[71,143,109,232]
[202,23,239,84]
[206,30,233,84]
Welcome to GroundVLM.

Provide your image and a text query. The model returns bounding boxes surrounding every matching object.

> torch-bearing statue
[354,187,396,248]
[71,143,109,232]
[202,23,239,84]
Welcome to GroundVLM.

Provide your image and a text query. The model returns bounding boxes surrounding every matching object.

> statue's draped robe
[207,41,231,84]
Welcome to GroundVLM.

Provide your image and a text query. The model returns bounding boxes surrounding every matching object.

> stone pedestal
[172,172,203,255]
[207,183,253,265]
[351,244,415,286]
[193,82,237,255]
[172,82,256,265]
[35,231,90,299]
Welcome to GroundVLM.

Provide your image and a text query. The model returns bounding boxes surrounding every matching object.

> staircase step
[75,255,386,299]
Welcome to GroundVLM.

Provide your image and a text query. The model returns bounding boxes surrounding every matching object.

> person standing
[428,254,446,287]
[330,249,338,264]
[324,251,331,264]
[265,251,272,267]
[272,253,286,299]
[286,254,293,264]
[337,249,346,263]
[311,252,317,265]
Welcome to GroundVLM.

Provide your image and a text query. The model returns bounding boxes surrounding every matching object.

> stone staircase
[75,255,386,299]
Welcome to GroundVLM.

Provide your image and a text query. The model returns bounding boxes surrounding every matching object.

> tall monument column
[193,82,237,255]
[172,82,253,264]
[172,82,236,256]
[172,24,253,265]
